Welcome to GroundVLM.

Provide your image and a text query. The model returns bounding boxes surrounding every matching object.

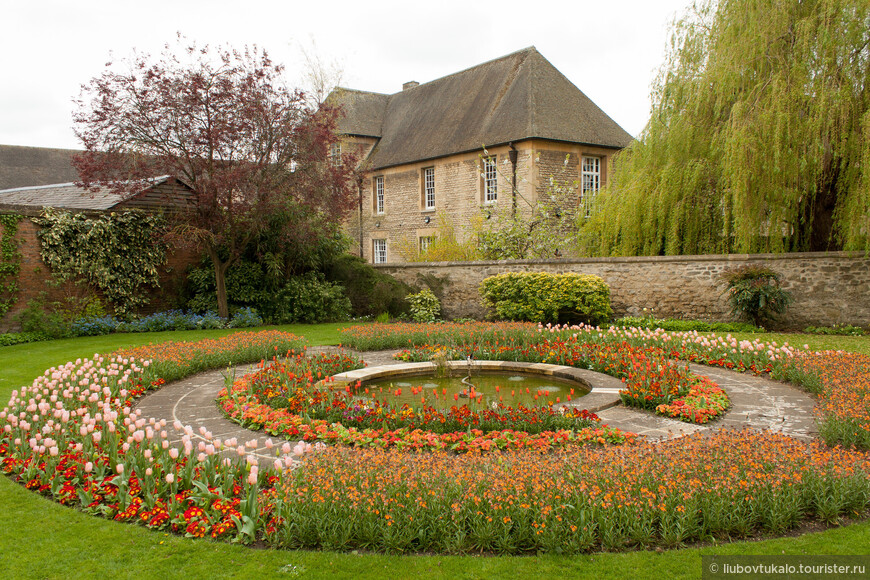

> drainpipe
[357,177,364,257]
[508,143,518,218]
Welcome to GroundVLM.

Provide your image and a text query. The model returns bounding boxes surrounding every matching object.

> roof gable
[334,47,633,170]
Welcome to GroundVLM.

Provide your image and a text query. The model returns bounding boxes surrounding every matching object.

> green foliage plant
[721,265,792,328]
[0,214,22,318]
[407,288,441,323]
[272,272,351,324]
[14,294,72,339]
[579,0,870,256]
[804,323,866,336]
[324,254,410,317]
[480,272,613,324]
[35,208,166,317]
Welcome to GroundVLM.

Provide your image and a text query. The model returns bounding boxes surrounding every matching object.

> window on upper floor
[374,176,384,214]
[373,238,387,264]
[423,167,435,210]
[330,142,341,166]
[581,156,601,217]
[483,157,498,203]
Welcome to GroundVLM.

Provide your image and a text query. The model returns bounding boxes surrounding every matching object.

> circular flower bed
[218,351,634,452]
[2,326,869,554]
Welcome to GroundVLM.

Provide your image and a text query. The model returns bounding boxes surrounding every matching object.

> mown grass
[1,324,869,578]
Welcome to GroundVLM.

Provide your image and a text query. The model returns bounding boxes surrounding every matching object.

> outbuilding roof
[0,176,175,212]
[333,47,633,170]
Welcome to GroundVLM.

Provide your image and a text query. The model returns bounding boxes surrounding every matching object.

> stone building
[332,47,633,264]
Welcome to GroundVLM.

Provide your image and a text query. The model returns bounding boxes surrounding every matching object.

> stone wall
[376,251,870,328]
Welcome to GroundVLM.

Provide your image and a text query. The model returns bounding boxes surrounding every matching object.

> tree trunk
[207,246,231,319]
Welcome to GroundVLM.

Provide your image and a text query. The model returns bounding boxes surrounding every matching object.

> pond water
[359,372,590,409]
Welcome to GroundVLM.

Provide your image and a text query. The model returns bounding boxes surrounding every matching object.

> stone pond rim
[327,360,624,413]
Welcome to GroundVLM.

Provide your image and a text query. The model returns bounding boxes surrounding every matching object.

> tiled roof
[0,177,171,211]
[332,89,390,138]
[332,47,633,170]
[0,144,80,190]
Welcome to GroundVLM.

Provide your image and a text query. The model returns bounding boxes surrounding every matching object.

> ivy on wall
[34,209,167,317]
[0,214,23,318]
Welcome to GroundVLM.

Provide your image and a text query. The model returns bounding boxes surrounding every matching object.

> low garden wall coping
[328,360,623,413]
[375,250,870,327]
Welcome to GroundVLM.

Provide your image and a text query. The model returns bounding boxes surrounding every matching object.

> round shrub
[407,288,441,322]
[266,272,351,324]
[480,272,613,325]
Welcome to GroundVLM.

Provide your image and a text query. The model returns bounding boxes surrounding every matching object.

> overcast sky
[1,0,692,150]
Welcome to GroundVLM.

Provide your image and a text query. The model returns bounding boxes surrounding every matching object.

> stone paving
[132,346,819,461]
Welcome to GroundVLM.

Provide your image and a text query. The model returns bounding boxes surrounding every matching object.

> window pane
[581,156,601,217]
[375,176,384,214]
[373,239,387,263]
[424,167,435,209]
[484,157,497,202]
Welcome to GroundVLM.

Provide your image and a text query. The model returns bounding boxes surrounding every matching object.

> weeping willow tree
[580,0,870,256]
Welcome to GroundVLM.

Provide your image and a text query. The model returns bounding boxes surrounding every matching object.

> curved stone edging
[328,360,623,413]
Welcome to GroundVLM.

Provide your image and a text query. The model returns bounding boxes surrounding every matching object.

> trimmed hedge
[479,272,613,325]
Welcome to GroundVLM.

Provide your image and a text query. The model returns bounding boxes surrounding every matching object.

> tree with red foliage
[73,39,358,318]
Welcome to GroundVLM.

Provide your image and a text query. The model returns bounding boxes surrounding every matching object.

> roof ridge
[0,175,170,195]
[332,87,390,97]
[0,181,80,194]
[395,46,538,95]
[0,144,83,154]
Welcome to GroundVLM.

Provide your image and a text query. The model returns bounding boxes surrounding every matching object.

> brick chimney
[402,81,419,91]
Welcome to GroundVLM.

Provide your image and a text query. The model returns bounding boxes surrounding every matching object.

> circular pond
[328,360,625,413]
[361,371,588,408]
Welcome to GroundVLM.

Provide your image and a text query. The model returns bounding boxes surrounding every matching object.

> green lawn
[1,325,869,579]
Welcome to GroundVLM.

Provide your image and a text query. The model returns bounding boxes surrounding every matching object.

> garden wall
[376,251,870,328]
[0,214,198,333]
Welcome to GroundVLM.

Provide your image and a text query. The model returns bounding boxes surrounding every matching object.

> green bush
[479,272,612,325]
[14,295,72,339]
[324,254,410,318]
[184,258,351,324]
[721,265,792,328]
[268,272,351,324]
[407,288,441,323]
